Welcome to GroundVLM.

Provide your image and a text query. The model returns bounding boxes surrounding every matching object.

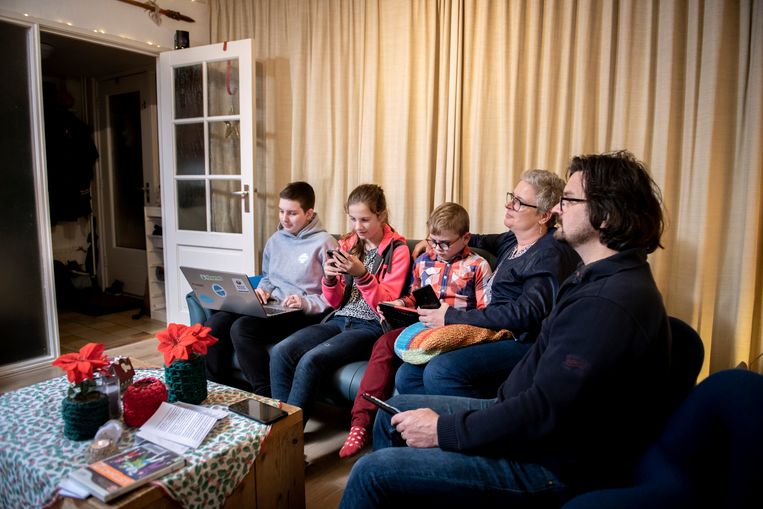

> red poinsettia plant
[156,323,218,367]
[52,342,110,400]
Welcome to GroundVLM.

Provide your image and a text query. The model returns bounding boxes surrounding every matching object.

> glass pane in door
[175,123,205,175]
[109,91,146,250]
[177,180,206,231]
[1,21,49,363]
[174,64,203,118]
[208,59,239,116]
[209,120,240,175]
[210,180,242,233]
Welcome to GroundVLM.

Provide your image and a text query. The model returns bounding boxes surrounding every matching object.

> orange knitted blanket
[394,322,512,364]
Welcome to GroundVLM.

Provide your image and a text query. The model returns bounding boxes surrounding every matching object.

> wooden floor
[1,308,363,509]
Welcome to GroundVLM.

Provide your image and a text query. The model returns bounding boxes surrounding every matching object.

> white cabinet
[144,206,166,322]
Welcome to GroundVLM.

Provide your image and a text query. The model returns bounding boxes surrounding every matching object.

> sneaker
[339,425,369,458]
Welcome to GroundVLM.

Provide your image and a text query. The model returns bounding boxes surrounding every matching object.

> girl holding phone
[269,184,411,423]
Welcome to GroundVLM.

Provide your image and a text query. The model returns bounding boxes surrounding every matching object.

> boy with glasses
[339,202,491,458]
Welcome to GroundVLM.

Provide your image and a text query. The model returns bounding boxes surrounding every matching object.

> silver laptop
[180,266,300,318]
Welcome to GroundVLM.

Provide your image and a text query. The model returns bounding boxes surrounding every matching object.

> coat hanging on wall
[44,86,99,225]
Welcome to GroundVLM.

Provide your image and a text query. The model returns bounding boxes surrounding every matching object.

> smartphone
[327,249,348,274]
[361,392,400,415]
[228,398,288,424]
[412,285,441,309]
[327,249,346,260]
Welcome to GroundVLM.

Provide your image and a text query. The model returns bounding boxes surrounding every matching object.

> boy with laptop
[203,182,338,396]
[339,202,492,457]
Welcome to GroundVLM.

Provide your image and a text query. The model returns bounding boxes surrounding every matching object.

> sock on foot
[339,425,369,458]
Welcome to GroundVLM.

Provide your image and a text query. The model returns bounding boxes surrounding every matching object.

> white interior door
[159,39,257,324]
[98,72,156,296]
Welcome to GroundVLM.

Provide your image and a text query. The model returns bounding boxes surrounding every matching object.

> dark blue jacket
[437,248,672,491]
[444,229,579,341]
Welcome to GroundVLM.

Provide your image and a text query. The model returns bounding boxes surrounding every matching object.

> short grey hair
[520,169,565,227]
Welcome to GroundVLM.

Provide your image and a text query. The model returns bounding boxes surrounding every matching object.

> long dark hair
[568,150,664,253]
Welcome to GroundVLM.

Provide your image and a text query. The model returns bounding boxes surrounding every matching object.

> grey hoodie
[258,213,338,314]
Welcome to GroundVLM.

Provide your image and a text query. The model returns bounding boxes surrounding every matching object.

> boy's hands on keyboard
[282,294,303,309]
[254,288,271,304]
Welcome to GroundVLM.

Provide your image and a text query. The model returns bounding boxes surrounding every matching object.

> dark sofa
[187,238,497,404]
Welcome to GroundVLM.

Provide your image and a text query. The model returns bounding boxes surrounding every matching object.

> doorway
[40,32,158,317]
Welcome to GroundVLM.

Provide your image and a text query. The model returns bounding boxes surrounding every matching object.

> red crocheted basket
[122,377,168,427]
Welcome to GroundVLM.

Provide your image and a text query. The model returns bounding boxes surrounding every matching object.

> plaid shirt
[400,247,492,311]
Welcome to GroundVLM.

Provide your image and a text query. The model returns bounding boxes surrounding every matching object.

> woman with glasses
[395,169,580,398]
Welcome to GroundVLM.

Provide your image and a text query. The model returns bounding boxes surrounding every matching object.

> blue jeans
[339,394,566,509]
[270,316,382,420]
[395,339,532,398]
[204,310,321,396]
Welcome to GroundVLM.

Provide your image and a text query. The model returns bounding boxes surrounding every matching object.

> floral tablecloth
[0,368,276,509]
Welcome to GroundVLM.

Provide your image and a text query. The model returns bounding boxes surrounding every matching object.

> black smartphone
[328,249,347,260]
[412,285,441,309]
[362,392,400,415]
[228,398,288,424]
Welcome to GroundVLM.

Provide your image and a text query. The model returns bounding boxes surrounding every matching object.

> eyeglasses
[506,192,538,211]
[426,237,462,251]
[559,196,587,211]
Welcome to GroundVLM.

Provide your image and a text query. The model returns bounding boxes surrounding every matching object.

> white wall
[0,0,209,51]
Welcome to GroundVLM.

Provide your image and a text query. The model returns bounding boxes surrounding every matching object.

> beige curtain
[210,0,763,377]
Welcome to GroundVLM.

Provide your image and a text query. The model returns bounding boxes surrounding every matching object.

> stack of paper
[136,401,227,454]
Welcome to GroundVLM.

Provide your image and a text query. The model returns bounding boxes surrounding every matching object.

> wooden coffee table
[57,400,303,509]
[0,370,305,509]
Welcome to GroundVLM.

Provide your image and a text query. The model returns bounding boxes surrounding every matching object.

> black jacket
[438,248,672,492]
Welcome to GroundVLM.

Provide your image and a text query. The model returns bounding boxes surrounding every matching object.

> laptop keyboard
[263,304,289,314]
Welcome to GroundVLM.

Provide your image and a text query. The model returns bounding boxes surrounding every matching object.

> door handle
[231,184,250,213]
[140,182,150,204]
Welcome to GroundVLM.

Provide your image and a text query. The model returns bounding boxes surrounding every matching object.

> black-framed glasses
[506,192,538,211]
[426,237,462,251]
[559,196,588,211]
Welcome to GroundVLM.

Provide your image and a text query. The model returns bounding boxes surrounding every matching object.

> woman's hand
[282,294,303,309]
[417,303,450,328]
[411,239,428,259]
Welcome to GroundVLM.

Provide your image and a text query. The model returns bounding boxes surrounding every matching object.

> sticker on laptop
[231,278,250,293]
[212,284,227,297]
[199,294,215,304]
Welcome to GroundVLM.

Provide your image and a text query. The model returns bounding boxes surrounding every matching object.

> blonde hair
[427,202,469,236]
[520,169,566,227]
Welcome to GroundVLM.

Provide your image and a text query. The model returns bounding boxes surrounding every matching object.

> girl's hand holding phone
[324,250,345,279]
[334,250,367,278]
[327,249,366,278]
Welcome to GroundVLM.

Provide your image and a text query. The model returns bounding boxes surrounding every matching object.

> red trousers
[350,327,404,429]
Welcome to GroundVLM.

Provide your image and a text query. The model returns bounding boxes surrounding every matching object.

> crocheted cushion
[394,322,511,365]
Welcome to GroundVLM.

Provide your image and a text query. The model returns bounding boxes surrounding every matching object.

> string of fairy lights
[19,0,205,50]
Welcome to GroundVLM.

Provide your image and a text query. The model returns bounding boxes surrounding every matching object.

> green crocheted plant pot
[164,354,208,404]
[61,393,110,441]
